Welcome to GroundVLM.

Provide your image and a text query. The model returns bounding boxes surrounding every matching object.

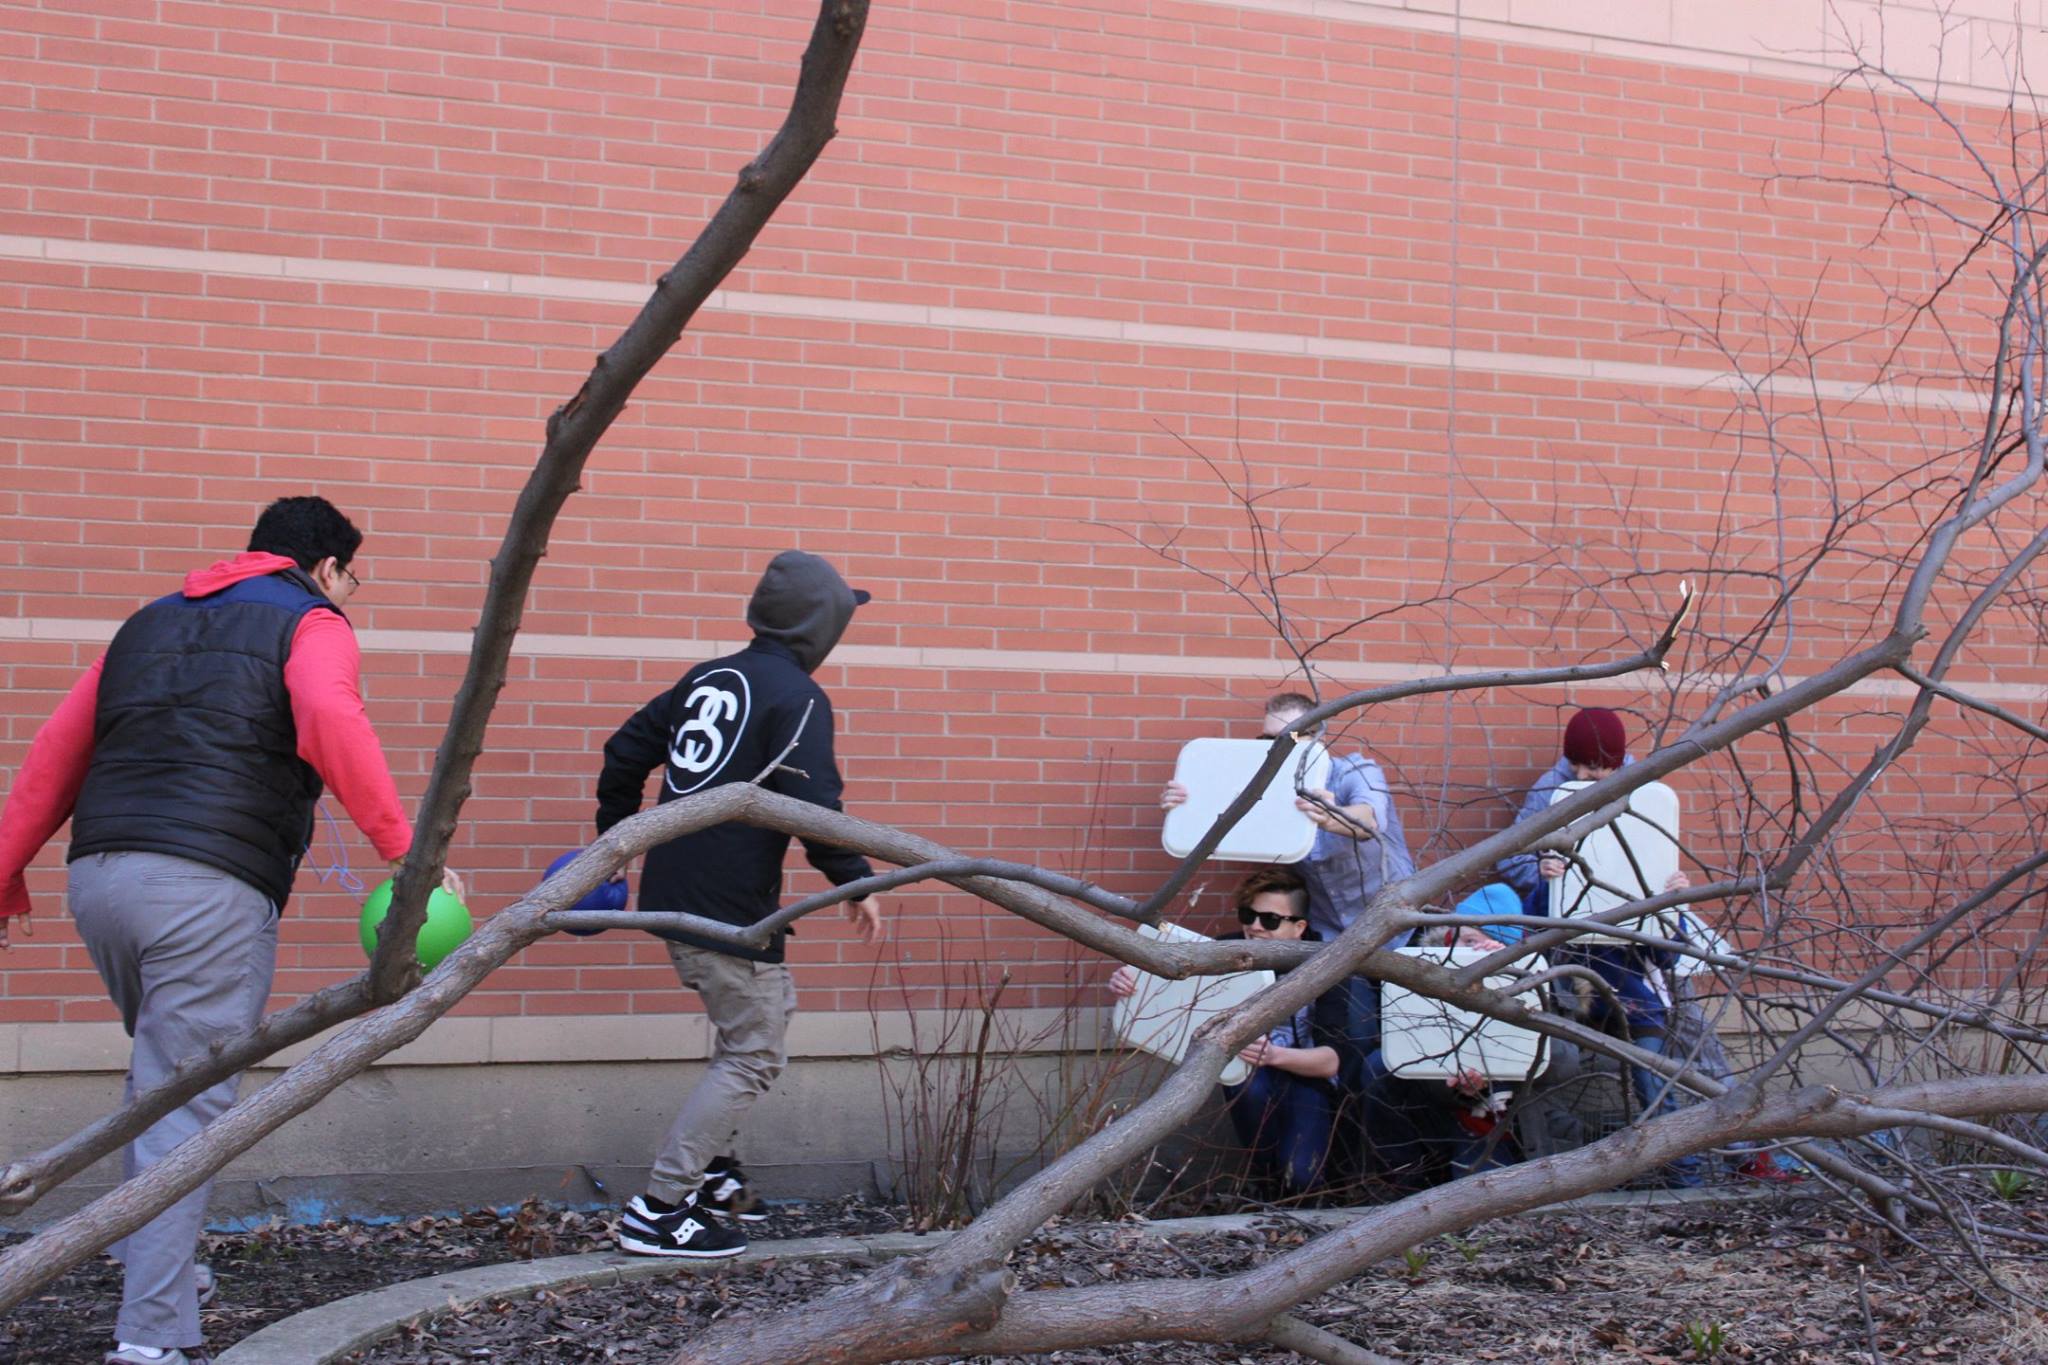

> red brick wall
[1,0,2035,1025]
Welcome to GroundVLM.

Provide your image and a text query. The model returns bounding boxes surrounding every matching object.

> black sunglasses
[1237,907,1306,931]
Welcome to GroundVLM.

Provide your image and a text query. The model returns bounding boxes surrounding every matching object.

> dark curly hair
[248,496,363,574]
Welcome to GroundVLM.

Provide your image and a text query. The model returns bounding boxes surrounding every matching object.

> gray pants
[646,944,796,1204]
[69,851,278,1350]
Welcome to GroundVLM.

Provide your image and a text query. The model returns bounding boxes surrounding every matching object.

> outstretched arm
[595,694,672,835]
[0,658,102,938]
[287,614,466,897]
[287,613,410,863]
[1239,1038,1341,1080]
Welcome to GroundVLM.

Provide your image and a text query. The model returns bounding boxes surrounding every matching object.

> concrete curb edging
[214,1231,956,1365]
[216,1187,1779,1364]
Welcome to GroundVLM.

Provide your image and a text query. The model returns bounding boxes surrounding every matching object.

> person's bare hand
[1238,1038,1273,1068]
[1295,788,1341,832]
[846,895,883,945]
[1298,789,1376,838]
[1108,964,1139,998]
[1160,781,1188,811]
[390,859,468,903]
[1664,869,1692,894]
[1537,855,1567,880]
[1446,1066,1489,1098]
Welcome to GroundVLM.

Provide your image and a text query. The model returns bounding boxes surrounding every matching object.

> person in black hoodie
[595,550,882,1258]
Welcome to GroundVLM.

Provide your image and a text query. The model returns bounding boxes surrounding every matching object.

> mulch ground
[7,1195,2047,1363]
[0,1196,900,1364]
[342,1197,2048,1365]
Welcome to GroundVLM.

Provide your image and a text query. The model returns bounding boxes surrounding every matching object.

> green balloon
[359,878,474,969]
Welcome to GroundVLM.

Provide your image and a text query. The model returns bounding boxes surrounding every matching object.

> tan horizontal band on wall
[0,1008,1113,1076]
[3,616,2045,705]
[0,234,1986,414]
[1222,0,2041,107]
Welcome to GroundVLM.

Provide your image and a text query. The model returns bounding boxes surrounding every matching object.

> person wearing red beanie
[1495,706,1708,1188]
[1561,707,1628,773]
[1497,707,1638,898]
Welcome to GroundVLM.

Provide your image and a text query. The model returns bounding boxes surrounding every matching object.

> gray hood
[745,550,870,673]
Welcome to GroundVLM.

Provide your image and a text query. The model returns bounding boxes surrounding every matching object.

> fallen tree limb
[708,1076,2048,1365]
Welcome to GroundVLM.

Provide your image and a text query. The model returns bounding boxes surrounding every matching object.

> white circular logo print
[664,668,752,795]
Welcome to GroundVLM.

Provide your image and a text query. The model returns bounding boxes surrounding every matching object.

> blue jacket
[1495,753,1636,899]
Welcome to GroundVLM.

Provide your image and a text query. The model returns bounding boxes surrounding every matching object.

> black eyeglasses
[1237,907,1306,931]
[337,563,360,591]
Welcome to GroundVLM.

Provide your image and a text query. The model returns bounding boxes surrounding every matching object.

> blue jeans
[1223,1067,1336,1193]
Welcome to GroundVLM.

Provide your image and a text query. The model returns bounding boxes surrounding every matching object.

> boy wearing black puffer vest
[0,496,464,1365]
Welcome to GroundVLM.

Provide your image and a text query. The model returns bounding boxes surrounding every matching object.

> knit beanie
[1562,707,1627,769]
[1454,882,1527,944]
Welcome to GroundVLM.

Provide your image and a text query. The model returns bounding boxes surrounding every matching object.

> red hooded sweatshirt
[0,552,414,921]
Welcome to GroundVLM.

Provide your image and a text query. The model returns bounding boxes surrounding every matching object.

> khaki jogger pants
[645,943,798,1204]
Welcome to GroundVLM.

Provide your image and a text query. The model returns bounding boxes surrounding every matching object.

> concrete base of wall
[0,1051,1105,1230]
[0,1009,1890,1233]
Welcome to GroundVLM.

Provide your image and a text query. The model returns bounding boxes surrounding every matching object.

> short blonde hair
[1265,691,1316,720]
[1264,691,1323,737]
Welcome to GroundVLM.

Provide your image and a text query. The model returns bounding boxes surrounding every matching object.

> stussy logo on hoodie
[666,668,752,794]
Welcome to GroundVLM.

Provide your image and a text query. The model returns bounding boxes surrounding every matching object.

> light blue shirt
[1299,752,1414,940]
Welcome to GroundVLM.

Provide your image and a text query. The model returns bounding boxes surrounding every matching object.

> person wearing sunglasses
[1110,866,1377,1199]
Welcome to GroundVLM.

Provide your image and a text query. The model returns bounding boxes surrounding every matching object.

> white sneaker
[195,1263,216,1308]
[106,1346,191,1365]
[617,1193,747,1258]
[697,1159,769,1223]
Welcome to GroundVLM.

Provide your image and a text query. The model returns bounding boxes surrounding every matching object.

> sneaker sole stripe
[615,1234,747,1259]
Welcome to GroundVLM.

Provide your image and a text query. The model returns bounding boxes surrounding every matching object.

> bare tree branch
[365,0,873,999]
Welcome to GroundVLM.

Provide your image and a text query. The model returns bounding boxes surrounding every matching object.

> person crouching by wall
[1109,867,1374,1200]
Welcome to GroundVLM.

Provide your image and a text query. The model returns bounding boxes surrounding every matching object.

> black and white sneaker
[617,1193,747,1259]
[698,1159,769,1223]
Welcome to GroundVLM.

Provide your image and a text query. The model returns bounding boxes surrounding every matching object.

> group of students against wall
[1140,695,1771,1200]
